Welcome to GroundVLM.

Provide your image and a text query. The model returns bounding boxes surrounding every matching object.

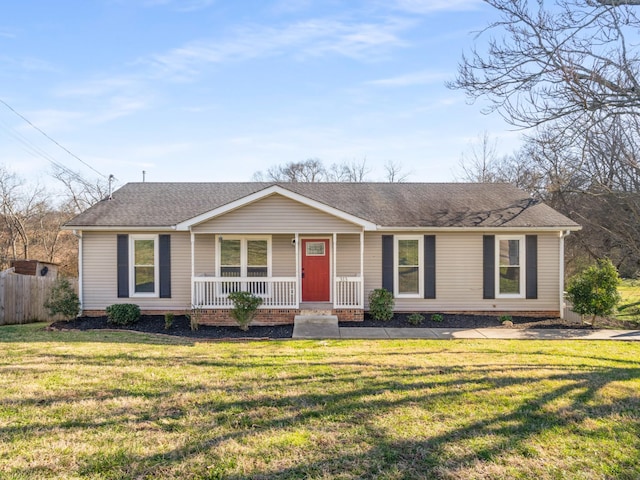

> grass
[1,323,639,479]
[616,279,640,326]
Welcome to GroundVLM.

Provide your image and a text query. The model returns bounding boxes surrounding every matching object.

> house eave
[375,225,582,232]
[61,225,177,232]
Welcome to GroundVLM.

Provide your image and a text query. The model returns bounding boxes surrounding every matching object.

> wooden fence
[0,274,78,325]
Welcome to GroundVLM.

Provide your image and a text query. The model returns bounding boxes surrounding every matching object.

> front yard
[1,324,639,479]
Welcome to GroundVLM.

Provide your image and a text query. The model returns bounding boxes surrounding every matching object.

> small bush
[499,314,513,323]
[407,313,424,325]
[368,288,394,321]
[188,305,201,331]
[566,258,621,325]
[228,291,263,331]
[106,304,140,325]
[44,277,80,320]
[430,313,444,322]
[164,312,175,330]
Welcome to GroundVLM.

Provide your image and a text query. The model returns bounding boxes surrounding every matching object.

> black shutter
[483,235,495,299]
[424,235,436,299]
[159,234,171,298]
[117,234,129,298]
[382,235,394,293]
[526,235,538,299]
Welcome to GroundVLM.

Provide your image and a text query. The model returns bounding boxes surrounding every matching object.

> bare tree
[327,158,371,182]
[253,158,327,182]
[383,160,410,182]
[52,166,110,214]
[449,0,640,130]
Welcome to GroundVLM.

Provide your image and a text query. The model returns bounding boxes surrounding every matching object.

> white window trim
[394,235,423,298]
[495,235,525,299]
[216,235,272,278]
[129,234,159,298]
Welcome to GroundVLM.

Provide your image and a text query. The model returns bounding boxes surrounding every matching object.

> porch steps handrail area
[193,276,364,309]
[193,277,297,308]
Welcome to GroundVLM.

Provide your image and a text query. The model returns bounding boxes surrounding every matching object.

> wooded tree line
[0,166,108,276]
[452,0,640,277]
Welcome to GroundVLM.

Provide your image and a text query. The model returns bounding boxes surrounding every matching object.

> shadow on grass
[5,346,639,479]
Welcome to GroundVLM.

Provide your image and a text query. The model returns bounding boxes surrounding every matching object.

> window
[496,235,525,298]
[394,236,423,297]
[130,235,158,296]
[218,236,271,295]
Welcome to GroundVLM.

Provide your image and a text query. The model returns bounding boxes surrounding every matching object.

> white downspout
[559,230,570,319]
[75,230,83,314]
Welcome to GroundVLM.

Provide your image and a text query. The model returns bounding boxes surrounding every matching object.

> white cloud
[392,0,482,14]
[146,18,412,79]
[367,70,449,87]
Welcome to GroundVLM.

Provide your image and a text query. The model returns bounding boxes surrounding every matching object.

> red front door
[301,239,330,302]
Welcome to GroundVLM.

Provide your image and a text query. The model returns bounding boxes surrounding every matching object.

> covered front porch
[189,232,365,319]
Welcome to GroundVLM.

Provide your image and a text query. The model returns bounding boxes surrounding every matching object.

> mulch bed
[48,311,631,340]
[50,315,293,339]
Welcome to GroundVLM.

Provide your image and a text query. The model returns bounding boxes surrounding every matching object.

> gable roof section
[175,185,377,230]
[65,182,581,231]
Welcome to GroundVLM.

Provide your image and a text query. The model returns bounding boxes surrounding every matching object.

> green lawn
[616,279,640,325]
[1,324,639,480]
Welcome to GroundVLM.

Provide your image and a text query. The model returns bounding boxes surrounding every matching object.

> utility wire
[0,97,108,179]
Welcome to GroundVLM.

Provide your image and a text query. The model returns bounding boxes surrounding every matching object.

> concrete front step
[292,314,340,339]
[299,309,333,316]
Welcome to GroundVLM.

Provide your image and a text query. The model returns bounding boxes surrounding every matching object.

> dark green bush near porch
[228,291,263,331]
[368,288,394,321]
[106,304,141,325]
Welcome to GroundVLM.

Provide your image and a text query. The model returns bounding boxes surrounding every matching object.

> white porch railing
[335,276,363,308]
[193,277,297,308]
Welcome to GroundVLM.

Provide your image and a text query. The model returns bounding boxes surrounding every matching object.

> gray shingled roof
[64,182,580,229]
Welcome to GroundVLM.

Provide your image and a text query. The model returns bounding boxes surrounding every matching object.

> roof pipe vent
[108,174,115,200]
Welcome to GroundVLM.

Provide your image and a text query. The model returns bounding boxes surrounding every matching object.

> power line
[0,97,108,179]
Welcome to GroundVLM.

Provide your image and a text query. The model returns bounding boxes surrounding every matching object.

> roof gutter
[375,225,582,233]
[61,225,177,232]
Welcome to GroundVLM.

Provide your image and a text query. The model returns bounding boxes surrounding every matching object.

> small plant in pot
[228,291,263,331]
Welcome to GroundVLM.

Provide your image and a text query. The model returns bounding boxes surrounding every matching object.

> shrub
[228,291,263,331]
[430,313,444,323]
[407,313,424,325]
[44,277,80,320]
[187,305,201,331]
[499,314,513,323]
[566,258,621,325]
[106,304,140,325]
[368,288,394,321]
[164,312,174,330]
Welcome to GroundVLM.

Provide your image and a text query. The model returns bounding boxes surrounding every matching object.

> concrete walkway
[333,327,640,341]
[291,314,640,340]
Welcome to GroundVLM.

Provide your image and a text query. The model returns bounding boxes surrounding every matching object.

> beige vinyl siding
[194,234,215,276]
[192,193,362,234]
[363,231,561,312]
[272,235,296,276]
[336,234,361,277]
[82,231,191,311]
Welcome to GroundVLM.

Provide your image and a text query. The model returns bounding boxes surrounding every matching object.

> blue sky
[0,0,520,190]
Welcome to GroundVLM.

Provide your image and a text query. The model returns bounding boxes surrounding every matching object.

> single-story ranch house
[64,182,581,325]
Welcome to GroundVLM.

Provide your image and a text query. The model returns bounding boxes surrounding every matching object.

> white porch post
[295,232,300,307]
[360,230,365,309]
[333,233,337,308]
[190,230,195,307]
